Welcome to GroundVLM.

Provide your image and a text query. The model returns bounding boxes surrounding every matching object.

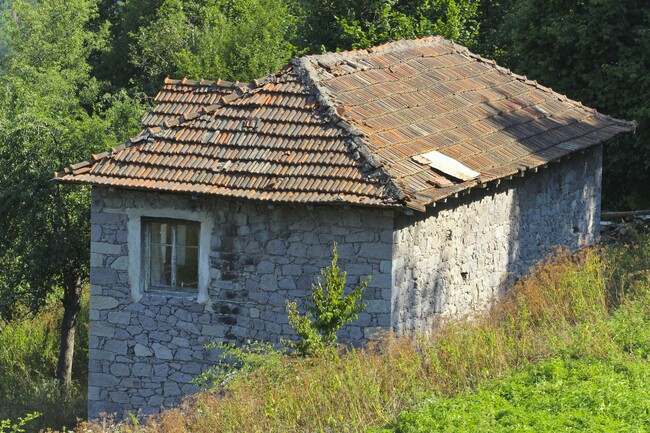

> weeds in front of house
[0,291,89,433]
[78,237,650,433]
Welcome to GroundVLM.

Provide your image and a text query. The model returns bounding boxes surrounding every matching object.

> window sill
[144,288,199,298]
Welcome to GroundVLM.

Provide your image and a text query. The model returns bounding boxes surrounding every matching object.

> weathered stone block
[259,275,278,291]
[175,348,193,361]
[104,340,128,355]
[148,395,164,407]
[202,324,227,337]
[171,337,190,348]
[91,241,123,256]
[176,321,200,335]
[92,322,116,338]
[134,344,153,357]
[368,273,391,289]
[110,256,129,271]
[150,331,173,342]
[90,373,120,387]
[163,382,181,397]
[359,243,391,260]
[152,343,173,360]
[180,363,202,375]
[287,243,308,257]
[277,277,296,290]
[109,363,130,377]
[107,312,131,325]
[153,363,170,377]
[365,300,389,314]
[133,363,153,377]
[256,261,275,275]
[91,295,120,310]
[266,239,286,255]
[307,244,331,258]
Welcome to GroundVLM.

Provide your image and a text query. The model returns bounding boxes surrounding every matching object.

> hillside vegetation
[0,292,89,432]
[63,234,650,433]
[378,357,650,432]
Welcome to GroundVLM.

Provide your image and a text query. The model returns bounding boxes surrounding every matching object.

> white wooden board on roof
[417,150,480,181]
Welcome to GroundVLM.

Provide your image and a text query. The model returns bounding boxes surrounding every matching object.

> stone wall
[88,188,393,418]
[391,146,602,334]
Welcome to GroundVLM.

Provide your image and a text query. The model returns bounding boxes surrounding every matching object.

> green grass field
[378,356,650,432]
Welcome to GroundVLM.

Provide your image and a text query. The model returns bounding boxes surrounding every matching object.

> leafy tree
[0,0,145,395]
[285,244,370,357]
[472,0,513,60]
[292,0,480,53]
[92,0,164,90]
[100,0,296,94]
[501,0,650,209]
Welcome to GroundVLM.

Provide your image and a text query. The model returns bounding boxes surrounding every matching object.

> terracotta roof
[57,36,635,211]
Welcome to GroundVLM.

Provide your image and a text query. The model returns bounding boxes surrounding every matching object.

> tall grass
[80,238,650,433]
[0,291,89,432]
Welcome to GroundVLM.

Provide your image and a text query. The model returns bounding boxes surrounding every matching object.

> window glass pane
[150,244,172,288]
[176,246,198,289]
[176,222,199,247]
[150,222,172,245]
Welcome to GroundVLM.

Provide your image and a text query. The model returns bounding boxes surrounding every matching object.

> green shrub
[285,243,370,357]
[193,340,289,389]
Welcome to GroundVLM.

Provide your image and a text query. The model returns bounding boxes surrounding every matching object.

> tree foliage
[500,0,650,208]
[0,0,146,393]
[101,0,296,94]
[0,0,142,316]
[292,0,480,53]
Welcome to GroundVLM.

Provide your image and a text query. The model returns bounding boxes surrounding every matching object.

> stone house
[57,37,634,418]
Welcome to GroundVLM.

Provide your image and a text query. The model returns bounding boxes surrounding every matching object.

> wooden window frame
[142,218,200,294]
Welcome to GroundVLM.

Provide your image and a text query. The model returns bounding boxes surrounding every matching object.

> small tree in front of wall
[285,243,370,357]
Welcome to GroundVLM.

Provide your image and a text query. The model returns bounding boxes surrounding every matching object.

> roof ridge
[163,76,250,89]
[304,36,447,64]
[292,57,413,209]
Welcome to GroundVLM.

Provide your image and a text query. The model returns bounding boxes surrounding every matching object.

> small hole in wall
[446,230,453,240]
[461,271,469,281]
[572,226,580,234]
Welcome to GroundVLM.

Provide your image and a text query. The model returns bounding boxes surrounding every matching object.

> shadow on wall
[487,100,602,288]
[392,100,602,334]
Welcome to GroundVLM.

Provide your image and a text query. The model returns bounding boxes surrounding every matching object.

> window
[142,218,200,293]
